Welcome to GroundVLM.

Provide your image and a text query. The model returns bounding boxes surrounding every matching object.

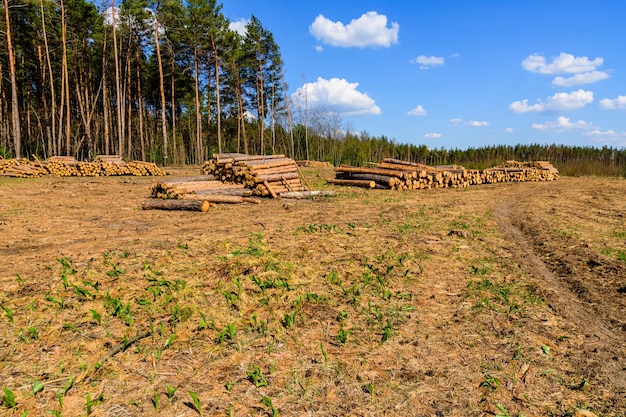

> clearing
[0,167,624,416]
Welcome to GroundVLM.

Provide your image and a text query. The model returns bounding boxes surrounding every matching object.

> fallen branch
[67,329,153,393]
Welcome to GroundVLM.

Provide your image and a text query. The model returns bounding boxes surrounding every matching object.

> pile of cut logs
[0,156,164,178]
[0,158,48,177]
[201,153,307,197]
[329,158,559,190]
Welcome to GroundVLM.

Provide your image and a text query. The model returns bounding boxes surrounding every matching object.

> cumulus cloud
[504,128,514,133]
[315,45,324,53]
[291,77,381,116]
[582,129,626,145]
[466,120,489,127]
[412,55,444,69]
[509,89,593,113]
[424,132,442,139]
[449,118,462,126]
[229,18,248,36]
[521,52,609,86]
[309,11,399,48]
[407,105,427,116]
[552,71,610,87]
[599,95,626,110]
[531,116,594,131]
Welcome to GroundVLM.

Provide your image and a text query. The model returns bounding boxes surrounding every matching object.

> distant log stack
[329,158,559,190]
[0,156,164,177]
[201,153,307,197]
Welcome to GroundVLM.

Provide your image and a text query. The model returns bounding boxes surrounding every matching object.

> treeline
[303,130,626,177]
[1,0,624,178]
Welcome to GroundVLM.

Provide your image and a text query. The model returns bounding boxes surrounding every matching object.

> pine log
[255,171,300,182]
[252,164,299,176]
[249,159,297,170]
[263,180,278,198]
[382,158,433,170]
[193,188,252,197]
[183,194,260,204]
[335,172,395,186]
[279,190,336,199]
[335,166,413,178]
[141,199,209,212]
[327,178,380,188]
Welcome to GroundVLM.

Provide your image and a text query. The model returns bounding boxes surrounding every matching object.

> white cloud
[291,77,381,116]
[449,118,462,126]
[552,71,609,87]
[229,18,248,36]
[407,105,426,116]
[521,52,608,86]
[315,45,324,53]
[424,132,441,139]
[466,120,489,127]
[504,128,514,133]
[309,11,399,48]
[509,89,593,113]
[531,116,594,131]
[522,52,603,74]
[582,129,626,145]
[412,55,444,69]
[599,95,626,110]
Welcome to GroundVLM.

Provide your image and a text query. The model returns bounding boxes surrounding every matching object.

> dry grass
[0,169,624,416]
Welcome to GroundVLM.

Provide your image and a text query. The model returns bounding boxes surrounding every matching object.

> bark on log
[142,199,209,212]
[256,171,300,182]
[193,188,252,197]
[183,195,261,204]
[335,166,411,178]
[263,180,278,199]
[279,190,336,199]
[327,178,380,188]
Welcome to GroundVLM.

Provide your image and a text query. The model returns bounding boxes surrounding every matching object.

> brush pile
[201,153,306,197]
[0,156,164,178]
[329,158,559,190]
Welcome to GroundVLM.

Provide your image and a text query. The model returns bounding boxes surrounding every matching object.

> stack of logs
[329,158,559,190]
[201,153,306,197]
[0,158,48,177]
[0,156,164,178]
[150,176,258,204]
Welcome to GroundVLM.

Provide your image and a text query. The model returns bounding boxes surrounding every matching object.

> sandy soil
[0,169,624,416]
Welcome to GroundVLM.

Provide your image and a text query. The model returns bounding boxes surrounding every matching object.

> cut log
[193,188,252,197]
[183,194,261,204]
[335,166,412,178]
[256,171,300,182]
[263,180,278,199]
[141,199,209,212]
[279,190,336,199]
[327,178,379,188]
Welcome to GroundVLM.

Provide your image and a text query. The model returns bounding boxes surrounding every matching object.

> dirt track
[1,170,625,416]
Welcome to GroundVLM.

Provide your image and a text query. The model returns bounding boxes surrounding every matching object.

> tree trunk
[193,46,202,164]
[112,0,123,157]
[5,0,21,158]
[154,17,168,165]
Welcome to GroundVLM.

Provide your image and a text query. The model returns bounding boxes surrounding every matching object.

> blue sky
[221,1,626,150]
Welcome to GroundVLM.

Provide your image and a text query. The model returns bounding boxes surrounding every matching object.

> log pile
[201,153,307,197]
[329,158,559,190]
[0,156,164,178]
[0,158,48,177]
[145,175,261,209]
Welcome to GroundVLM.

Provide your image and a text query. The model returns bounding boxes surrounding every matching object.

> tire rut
[494,200,626,391]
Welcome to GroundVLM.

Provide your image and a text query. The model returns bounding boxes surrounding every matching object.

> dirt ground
[0,167,625,416]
